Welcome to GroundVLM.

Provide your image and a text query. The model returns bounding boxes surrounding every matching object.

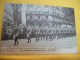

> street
[1,36,77,47]
[0,36,77,54]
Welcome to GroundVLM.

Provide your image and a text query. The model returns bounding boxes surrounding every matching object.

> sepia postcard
[0,3,77,54]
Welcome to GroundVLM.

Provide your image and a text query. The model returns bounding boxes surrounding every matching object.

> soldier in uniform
[40,28,43,40]
[23,26,27,39]
[27,29,31,43]
[43,28,46,40]
[7,27,12,40]
[13,22,19,45]
[49,29,53,41]
[45,29,48,40]
[52,29,56,40]
[13,32,19,45]
[35,29,40,42]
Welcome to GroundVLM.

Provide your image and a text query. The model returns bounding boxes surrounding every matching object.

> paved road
[1,36,77,47]
[0,36,77,54]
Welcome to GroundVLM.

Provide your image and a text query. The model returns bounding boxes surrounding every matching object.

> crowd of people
[2,23,76,45]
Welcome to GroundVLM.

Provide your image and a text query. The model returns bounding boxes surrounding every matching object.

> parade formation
[1,4,76,45]
[1,22,76,45]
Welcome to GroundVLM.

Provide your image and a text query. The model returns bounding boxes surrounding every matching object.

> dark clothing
[27,33,31,43]
[14,34,19,45]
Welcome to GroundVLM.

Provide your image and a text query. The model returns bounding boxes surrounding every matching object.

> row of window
[26,15,74,24]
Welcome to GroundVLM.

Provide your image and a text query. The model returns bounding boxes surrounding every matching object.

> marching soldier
[13,32,19,45]
[40,28,43,40]
[27,29,31,43]
[35,29,40,42]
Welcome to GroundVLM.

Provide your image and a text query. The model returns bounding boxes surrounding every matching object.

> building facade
[26,5,75,29]
[26,5,76,38]
[2,3,22,40]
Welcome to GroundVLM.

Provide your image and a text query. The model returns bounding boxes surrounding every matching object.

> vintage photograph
[0,3,77,54]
